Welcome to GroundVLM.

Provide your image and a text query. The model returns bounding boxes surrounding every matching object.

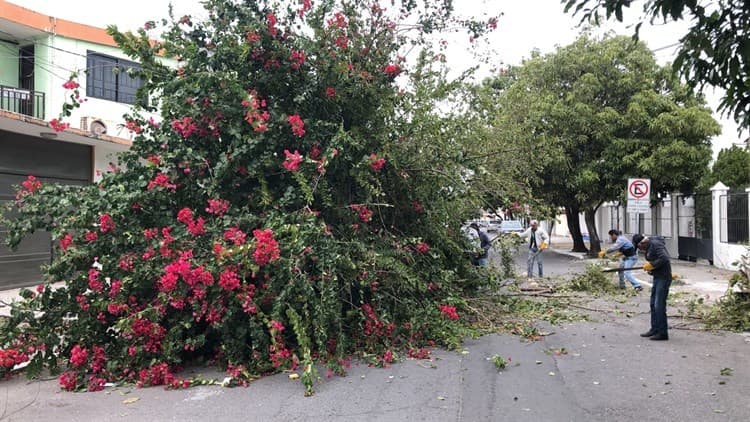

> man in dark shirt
[633,234,672,341]
[469,223,491,267]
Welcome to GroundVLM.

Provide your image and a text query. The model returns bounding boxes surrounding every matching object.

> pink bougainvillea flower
[267,13,278,36]
[218,269,241,291]
[62,79,79,90]
[412,201,424,213]
[290,50,306,70]
[177,207,194,224]
[206,199,230,216]
[252,229,280,266]
[325,87,337,98]
[99,213,115,233]
[439,304,459,320]
[298,0,312,17]
[147,172,177,191]
[287,114,305,137]
[369,153,386,172]
[283,149,303,171]
[384,64,402,77]
[223,227,246,246]
[49,118,70,132]
[415,242,430,254]
[59,233,74,252]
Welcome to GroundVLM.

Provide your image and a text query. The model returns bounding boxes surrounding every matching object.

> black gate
[676,193,713,264]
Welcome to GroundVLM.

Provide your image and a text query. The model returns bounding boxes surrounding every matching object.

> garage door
[0,130,91,290]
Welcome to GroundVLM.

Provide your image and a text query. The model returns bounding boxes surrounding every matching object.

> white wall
[93,144,129,182]
[39,35,171,137]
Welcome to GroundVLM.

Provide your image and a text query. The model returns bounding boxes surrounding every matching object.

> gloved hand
[643,261,654,272]
[540,242,548,250]
[597,250,607,259]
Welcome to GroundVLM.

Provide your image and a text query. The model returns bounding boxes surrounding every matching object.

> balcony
[0,84,45,120]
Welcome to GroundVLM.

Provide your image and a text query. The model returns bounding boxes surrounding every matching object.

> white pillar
[710,182,729,268]
[747,187,750,242]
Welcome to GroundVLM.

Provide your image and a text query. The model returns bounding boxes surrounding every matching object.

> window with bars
[86,52,142,104]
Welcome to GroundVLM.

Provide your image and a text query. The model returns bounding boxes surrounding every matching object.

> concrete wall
[0,41,19,87]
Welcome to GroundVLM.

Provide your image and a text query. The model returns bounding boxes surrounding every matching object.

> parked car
[499,220,524,234]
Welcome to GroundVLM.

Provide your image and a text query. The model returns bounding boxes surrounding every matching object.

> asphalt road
[1,252,749,421]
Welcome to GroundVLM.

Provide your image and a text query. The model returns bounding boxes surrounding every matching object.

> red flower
[88,269,104,292]
[172,116,197,138]
[334,36,349,49]
[62,79,79,90]
[287,115,305,137]
[59,371,78,391]
[325,87,337,98]
[85,231,98,242]
[270,320,285,332]
[290,50,306,70]
[188,217,206,236]
[218,269,241,291]
[439,304,459,321]
[415,242,430,254]
[283,149,303,171]
[223,227,246,245]
[49,118,70,132]
[20,175,43,195]
[369,153,386,172]
[328,12,347,28]
[177,208,194,224]
[147,172,177,191]
[246,31,261,43]
[384,64,402,77]
[125,119,143,134]
[69,344,88,368]
[267,13,278,36]
[298,0,312,17]
[412,201,424,213]
[59,233,74,252]
[99,213,115,233]
[350,204,373,222]
[253,229,280,266]
[206,199,230,215]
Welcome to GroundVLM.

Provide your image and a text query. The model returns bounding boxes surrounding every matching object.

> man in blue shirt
[598,230,643,291]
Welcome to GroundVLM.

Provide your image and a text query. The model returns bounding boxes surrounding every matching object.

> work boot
[634,286,643,292]
[640,330,656,338]
[649,333,669,341]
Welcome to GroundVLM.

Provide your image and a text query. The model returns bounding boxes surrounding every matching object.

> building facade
[0,0,162,289]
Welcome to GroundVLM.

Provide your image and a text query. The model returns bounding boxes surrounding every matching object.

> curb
[549,248,586,260]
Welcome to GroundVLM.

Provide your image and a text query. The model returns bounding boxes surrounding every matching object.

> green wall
[0,41,19,88]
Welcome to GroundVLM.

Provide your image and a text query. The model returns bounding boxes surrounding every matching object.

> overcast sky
[11,0,742,155]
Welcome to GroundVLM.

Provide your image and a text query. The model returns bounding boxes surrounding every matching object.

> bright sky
[11,0,742,155]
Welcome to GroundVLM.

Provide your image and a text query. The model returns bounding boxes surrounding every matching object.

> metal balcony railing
[0,84,45,120]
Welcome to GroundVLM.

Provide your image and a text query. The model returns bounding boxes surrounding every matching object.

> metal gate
[0,130,91,290]
[676,193,713,263]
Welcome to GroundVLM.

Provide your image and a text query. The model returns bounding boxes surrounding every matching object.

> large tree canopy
[492,35,719,252]
[0,0,500,394]
[563,0,750,131]
[708,145,750,189]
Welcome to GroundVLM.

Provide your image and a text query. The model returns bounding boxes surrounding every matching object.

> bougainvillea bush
[0,0,497,394]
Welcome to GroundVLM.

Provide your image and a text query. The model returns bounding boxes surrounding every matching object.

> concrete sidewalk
[547,246,736,302]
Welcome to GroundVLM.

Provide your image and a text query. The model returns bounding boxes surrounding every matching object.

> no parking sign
[627,178,650,213]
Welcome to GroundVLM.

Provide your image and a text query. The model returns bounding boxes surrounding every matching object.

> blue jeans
[527,248,543,277]
[650,277,672,335]
[475,258,488,267]
[619,256,642,288]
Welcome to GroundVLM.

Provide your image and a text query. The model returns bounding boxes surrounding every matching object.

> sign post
[627,178,651,232]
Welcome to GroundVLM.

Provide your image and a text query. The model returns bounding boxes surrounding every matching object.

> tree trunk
[565,205,588,252]
[584,208,601,256]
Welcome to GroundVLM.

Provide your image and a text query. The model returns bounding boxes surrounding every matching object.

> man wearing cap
[518,220,549,278]
[598,230,643,292]
[633,234,671,341]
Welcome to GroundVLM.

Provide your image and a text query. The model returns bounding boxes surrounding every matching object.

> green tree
[563,0,750,130]
[493,35,719,253]
[0,0,497,393]
[708,145,750,189]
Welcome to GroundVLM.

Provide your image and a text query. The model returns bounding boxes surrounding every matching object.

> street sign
[627,178,650,213]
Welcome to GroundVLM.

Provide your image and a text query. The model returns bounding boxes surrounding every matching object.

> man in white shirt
[518,220,549,278]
